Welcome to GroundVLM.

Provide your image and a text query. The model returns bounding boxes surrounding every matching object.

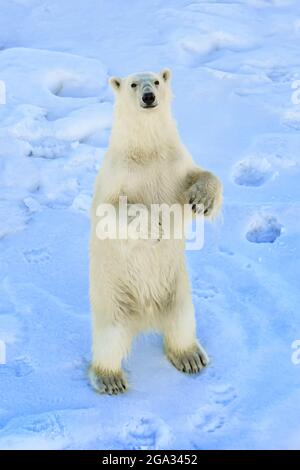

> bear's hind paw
[167,345,209,374]
[89,367,128,395]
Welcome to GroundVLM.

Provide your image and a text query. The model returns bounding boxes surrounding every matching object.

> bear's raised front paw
[89,367,128,395]
[167,345,209,374]
[186,171,222,218]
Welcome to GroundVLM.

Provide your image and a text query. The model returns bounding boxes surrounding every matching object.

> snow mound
[0,48,108,117]
[180,31,256,66]
[246,214,282,243]
[232,157,274,186]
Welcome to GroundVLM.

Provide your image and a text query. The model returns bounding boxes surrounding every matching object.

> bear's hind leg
[89,367,127,395]
[166,342,209,374]
[89,321,132,395]
[162,273,209,374]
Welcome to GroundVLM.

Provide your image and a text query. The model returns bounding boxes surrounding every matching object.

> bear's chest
[123,160,182,205]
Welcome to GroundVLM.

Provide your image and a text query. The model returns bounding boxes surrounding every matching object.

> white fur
[90,69,222,381]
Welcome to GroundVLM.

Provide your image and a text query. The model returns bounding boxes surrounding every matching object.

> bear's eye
[131,83,137,88]
[154,80,160,86]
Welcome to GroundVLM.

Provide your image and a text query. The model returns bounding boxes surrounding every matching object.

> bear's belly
[111,238,185,320]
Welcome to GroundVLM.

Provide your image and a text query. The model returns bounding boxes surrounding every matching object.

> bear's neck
[109,107,183,163]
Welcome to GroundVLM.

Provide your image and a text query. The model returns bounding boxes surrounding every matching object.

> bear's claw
[167,345,209,374]
[89,367,128,395]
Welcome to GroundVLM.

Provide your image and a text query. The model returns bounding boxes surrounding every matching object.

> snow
[232,156,274,186]
[246,214,282,243]
[0,0,300,450]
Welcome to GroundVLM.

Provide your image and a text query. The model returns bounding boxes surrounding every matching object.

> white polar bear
[89,69,222,394]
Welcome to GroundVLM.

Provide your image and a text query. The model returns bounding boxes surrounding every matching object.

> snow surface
[0,0,300,450]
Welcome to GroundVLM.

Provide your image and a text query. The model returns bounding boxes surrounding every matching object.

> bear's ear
[109,76,122,91]
[160,68,171,82]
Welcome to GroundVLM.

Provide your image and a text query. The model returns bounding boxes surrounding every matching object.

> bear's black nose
[142,92,155,106]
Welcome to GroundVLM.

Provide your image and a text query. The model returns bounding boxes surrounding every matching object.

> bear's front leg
[185,170,222,218]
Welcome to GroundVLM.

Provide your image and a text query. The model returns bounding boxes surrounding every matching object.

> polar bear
[89,69,222,394]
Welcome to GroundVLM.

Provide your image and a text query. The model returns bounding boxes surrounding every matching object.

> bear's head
[109,69,172,115]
